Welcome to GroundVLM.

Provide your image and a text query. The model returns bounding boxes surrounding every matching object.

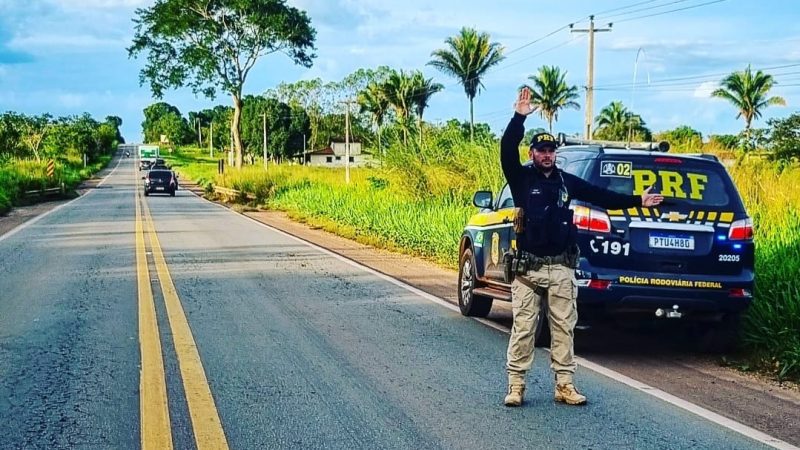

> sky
[1,0,799,144]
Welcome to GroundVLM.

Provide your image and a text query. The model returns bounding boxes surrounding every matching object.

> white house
[305,139,374,167]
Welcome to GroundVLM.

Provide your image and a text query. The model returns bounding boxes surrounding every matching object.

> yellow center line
[141,197,229,450]
[136,187,173,449]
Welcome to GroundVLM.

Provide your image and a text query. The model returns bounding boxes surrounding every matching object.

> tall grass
[168,143,800,380]
[0,154,110,214]
[728,162,800,379]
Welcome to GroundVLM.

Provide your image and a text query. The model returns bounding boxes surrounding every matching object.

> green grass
[0,154,111,215]
[727,162,800,380]
[168,144,800,381]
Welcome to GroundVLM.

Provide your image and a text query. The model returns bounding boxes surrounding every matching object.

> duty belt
[519,251,569,266]
[503,247,580,282]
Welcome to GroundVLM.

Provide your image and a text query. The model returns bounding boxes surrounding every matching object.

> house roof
[308,146,335,155]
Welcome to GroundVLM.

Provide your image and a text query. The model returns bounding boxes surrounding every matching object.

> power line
[497,34,587,71]
[591,0,664,17]
[595,0,694,21]
[613,0,728,23]
[595,63,800,89]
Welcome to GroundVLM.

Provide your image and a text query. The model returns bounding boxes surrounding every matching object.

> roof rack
[557,133,670,152]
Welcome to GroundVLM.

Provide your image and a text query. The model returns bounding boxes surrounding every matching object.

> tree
[594,101,652,142]
[525,66,580,133]
[380,70,416,145]
[768,113,800,161]
[409,72,444,145]
[0,113,25,159]
[240,95,308,161]
[142,102,182,143]
[129,0,316,168]
[104,116,125,144]
[265,78,329,151]
[428,27,504,141]
[358,81,390,157]
[655,125,702,151]
[711,65,786,140]
[21,114,53,161]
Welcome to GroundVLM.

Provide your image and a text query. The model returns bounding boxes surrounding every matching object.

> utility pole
[571,15,612,139]
[262,112,268,169]
[341,99,356,184]
[196,118,202,146]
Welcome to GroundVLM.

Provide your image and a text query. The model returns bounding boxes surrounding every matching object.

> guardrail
[212,185,256,201]
[24,184,65,199]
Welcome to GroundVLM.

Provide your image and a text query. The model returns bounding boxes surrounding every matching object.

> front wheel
[458,248,493,317]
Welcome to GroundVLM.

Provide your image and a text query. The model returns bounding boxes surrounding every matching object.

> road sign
[46,159,55,178]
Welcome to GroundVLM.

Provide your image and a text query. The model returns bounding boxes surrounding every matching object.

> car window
[497,184,514,209]
[589,156,743,209]
[148,170,172,181]
[564,158,592,178]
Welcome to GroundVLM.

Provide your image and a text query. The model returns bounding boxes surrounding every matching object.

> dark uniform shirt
[501,113,642,256]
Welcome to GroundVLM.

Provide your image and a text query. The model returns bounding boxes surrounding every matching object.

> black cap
[530,132,558,150]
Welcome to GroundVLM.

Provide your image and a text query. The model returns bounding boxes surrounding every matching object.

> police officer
[501,87,663,407]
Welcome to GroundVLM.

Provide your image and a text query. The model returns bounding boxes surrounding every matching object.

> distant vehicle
[458,135,754,351]
[143,169,177,197]
[150,158,168,170]
[138,145,160,170]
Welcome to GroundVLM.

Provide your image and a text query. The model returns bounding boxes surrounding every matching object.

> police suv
[458,136,754,349]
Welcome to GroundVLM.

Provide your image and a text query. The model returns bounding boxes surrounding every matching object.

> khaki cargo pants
[506,263,577,386]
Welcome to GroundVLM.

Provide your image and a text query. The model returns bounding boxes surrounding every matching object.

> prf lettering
[632,170,708,200]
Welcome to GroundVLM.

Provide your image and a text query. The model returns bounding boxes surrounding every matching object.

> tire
[458,248,493,317]
[699,313,742,354]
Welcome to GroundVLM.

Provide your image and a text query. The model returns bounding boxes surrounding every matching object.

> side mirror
[472,191,494,209]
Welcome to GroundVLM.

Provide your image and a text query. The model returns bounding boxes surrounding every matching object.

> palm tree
[428,27,504,141]
[409,71,444,145]
[358,81,390,158]
[526,65,580,133]
[380,70,416,145]
[594,101,651,142]
[711,65,786,140]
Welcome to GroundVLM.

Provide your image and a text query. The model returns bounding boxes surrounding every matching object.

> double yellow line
[135,182,228,449]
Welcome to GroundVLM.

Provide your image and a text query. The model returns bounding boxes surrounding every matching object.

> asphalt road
[0,155,781,449]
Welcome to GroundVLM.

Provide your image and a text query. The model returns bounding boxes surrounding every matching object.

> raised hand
[515,87,536,116]
[641,186,664,207]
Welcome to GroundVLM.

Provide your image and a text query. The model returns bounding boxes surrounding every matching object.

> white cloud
[9,33,127,50]
[693,81,718,99]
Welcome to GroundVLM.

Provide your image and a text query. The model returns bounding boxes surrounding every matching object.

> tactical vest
[520,171,576,253]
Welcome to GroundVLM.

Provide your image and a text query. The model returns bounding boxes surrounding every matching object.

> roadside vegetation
[0,113,124,215]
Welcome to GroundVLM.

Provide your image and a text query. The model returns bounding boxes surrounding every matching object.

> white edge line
[0,154,124,244]
[188,189,795,450]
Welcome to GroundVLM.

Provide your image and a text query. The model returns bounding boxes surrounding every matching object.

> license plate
[156,187,164,191]
[649,233,694,250]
